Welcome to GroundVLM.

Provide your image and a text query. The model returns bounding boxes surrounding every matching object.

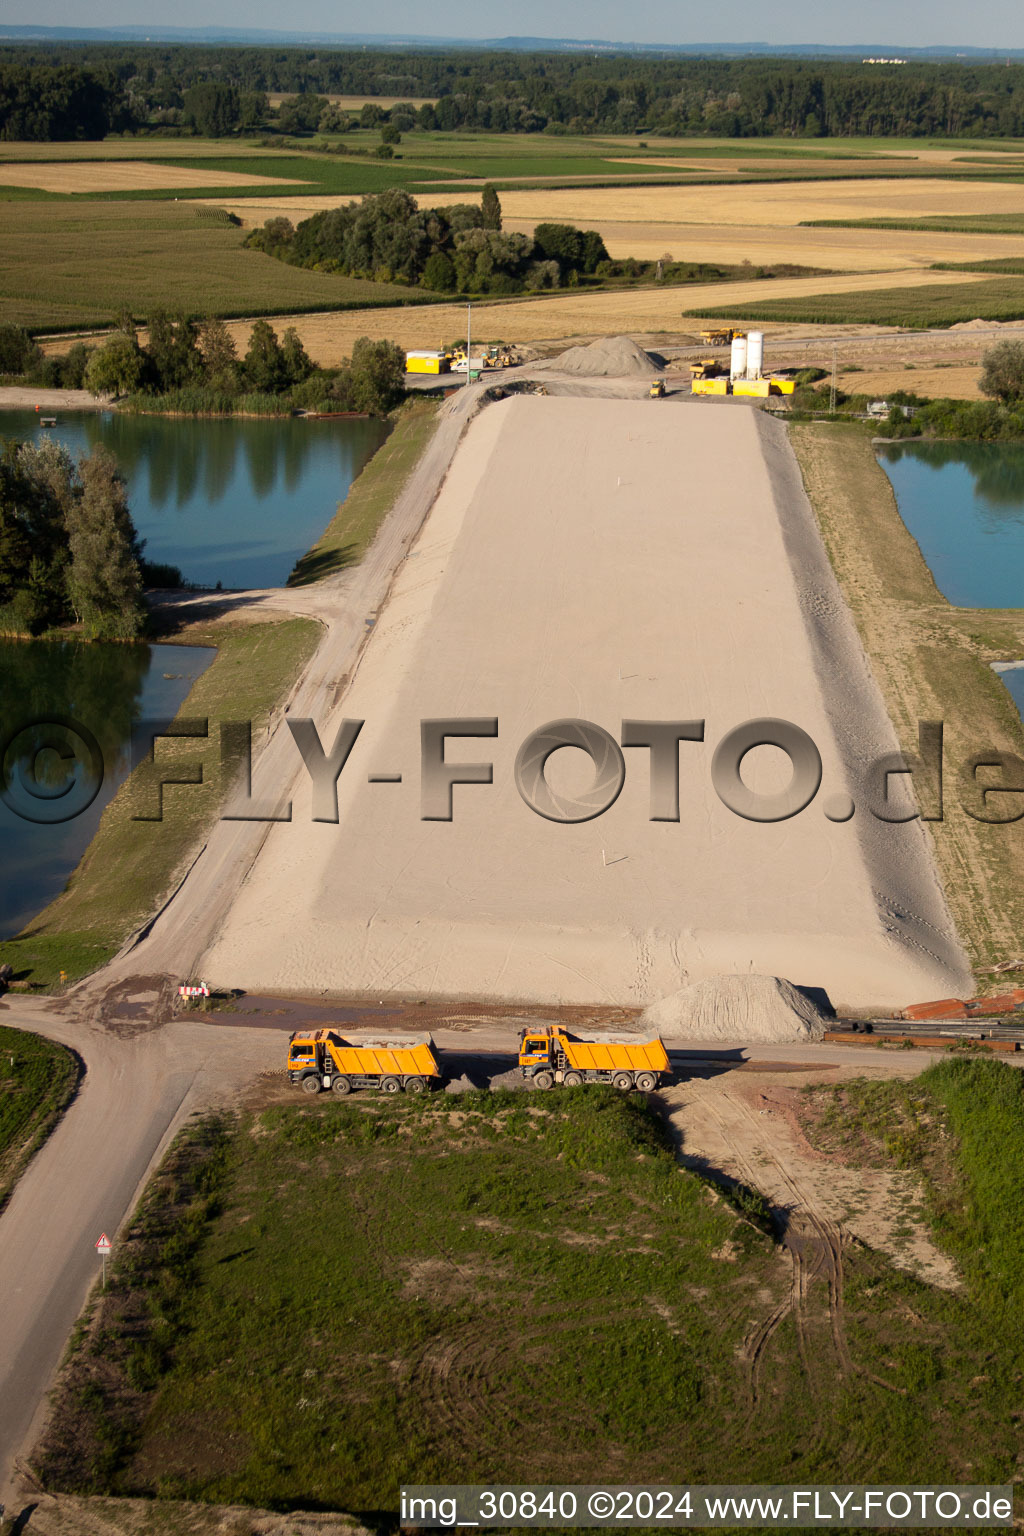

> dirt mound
[547,334,659,377]
[950,317,1000,331]
[640,974,826,1043]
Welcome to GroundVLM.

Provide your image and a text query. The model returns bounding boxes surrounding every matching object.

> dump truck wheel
[301,1075,321,1095]
[635,1072,657,1093]
[405,1076,427,1095]
[534,1071,554,1091]
[381,1076,401,1094]
[612,1071,634,1091]
[331,1076,352,1096]
[563,1071,583,1088]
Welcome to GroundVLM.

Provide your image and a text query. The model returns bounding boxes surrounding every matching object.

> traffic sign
[95,1233,112,1255]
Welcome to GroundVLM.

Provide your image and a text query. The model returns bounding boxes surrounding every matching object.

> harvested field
[206,271,981,365]
[0,138,301,161]
[267,92,438,109]
[840,365,985,400]
[501,217,1024,273]
[500,178,1024,229]
[0,162,308,193]
[205,396,970,1010]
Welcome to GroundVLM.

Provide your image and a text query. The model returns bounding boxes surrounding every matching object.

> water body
[994,663,1024,728]
[877,440,1024,609]
[0,409,390,590]
[0,639,214,938]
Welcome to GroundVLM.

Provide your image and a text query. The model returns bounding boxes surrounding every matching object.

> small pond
[0,639,214,938]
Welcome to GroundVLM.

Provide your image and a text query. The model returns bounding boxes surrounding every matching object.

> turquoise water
[995,664,1024,727]
[876,441,1024,609]
[0,639,214,938]
[0,409,390,590]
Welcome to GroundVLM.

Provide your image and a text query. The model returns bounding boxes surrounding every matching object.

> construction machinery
[699,328,736,347]
[517,1025,670,1091]
[692,330,795,398]
[484,343,523,369]
[287,1030,443,1096]
[649,379,666,398]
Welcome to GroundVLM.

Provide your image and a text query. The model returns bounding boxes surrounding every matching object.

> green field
[0,1025,79,1212]
[38,1071,1024,1508]
[932,257,1024,274]
[801,213,1024,234]
[0,201,437,331]
[0,618,320,990]
[699,275,1024,328]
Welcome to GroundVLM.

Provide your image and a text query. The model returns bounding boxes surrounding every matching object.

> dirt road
[0,996,290,1511]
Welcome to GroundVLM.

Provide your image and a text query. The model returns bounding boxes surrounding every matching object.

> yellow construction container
[732,377,772,398]
[518,1025,670,1090]
[769,377,796,395]
[288,1029,442,1095]
[692,376,729,396]
[405,351,450,375]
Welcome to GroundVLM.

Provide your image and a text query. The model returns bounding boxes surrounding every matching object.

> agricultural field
[0,201,431,330]
[699,274,1024,328]
[191,271,985,368]
[38,1063,1024,1508]
[8,131,1024,336]
[0,1026,79,1213]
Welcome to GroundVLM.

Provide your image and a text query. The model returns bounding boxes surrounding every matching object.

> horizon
[2,0,1024,51]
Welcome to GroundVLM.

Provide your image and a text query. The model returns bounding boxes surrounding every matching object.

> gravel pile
[547,335,660,377]
[640,974,827,1043]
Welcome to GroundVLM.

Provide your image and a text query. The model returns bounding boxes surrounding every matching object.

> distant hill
[1,25,1023,60]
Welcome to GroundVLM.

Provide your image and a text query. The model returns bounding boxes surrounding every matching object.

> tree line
[1,314,407,417]
[6,44,1024,138]
[247,188,609,296]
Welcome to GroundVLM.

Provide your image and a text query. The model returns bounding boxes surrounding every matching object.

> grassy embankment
[289,396,441,584]
[790,425,1024,985]
[39,1079,1022,1510]
[0,1025,80,1213]
[798,1057,1024,1448]
[0,618,320,990]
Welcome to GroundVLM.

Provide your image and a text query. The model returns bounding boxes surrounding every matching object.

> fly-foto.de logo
[3,714,1022,828]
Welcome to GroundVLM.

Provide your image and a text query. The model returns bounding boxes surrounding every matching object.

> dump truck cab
[288,1029,442,1097]
[517,1025,669,1092]
[649,380,665,398]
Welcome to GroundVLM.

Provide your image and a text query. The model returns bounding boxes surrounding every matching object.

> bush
[980,339,1024,403]
[0,323,42,377]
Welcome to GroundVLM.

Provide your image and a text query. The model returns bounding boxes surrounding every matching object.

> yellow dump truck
[699,328,736,347]
[518,1025,670,1091]
[287,1029,442,1096]
[649,379,666,398]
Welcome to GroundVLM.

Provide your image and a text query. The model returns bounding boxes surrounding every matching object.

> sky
[3,0,1024,48]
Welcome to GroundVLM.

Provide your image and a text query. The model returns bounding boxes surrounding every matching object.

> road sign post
[95,1231,112,1290]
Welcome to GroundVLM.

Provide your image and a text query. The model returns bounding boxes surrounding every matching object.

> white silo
[746,330,764,381]
[729,333,747,381]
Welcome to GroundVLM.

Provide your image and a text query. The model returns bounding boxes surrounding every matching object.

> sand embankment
[203,396,970,1010]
